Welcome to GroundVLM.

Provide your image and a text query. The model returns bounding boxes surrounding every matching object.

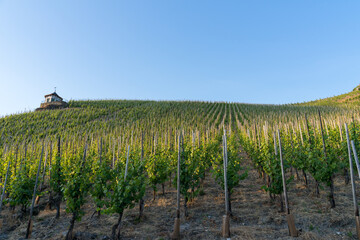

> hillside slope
[301,84,360,106]
[0,95,360,240]
[0,99,347,144]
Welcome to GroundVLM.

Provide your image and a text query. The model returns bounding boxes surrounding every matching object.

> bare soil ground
[1,149,359,240]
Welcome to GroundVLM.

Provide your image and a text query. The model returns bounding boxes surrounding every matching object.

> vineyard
[1,99,360,239]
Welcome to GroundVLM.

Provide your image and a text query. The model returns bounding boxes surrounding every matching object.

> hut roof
[44,92,63,100]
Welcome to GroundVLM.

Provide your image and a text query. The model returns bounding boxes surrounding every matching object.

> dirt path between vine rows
[1,148,359,239]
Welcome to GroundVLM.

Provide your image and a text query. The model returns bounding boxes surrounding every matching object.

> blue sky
[1,1,360,116]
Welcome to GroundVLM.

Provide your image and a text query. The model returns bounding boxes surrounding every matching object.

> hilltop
[301,84,360,106]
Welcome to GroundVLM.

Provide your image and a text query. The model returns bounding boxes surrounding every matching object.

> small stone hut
[36,92,69,111]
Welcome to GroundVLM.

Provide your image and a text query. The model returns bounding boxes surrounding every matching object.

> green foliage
[304,125,339,187]
[9,166,34,210]
[175,142,208,201]
[212,134,247,194]
[63,148,91,221]
[50,154,65,199]
[90,159,113,212]
[105,153,146,215]
[146,146,170,192]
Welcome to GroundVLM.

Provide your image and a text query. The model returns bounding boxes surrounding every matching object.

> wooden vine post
[0,146,9,213]
[345,123,360,239]
[304,114,311,145]
[318,110,335,208]
[350,140,360,239]
[124,145,130,180]
[26,143,44,239]
[35,141,48,205]
[352,141,360,178]
[92,137,103,218]
[222,130,230,238]
[46,141,53,211]
[273,132,278,156]
[278,130,298,237]
[99,137,103,164]
[0,146,9,229]
[55,136,62,218]
[39,141,48,191]
[171,133,181,240]
[139,131,145,219]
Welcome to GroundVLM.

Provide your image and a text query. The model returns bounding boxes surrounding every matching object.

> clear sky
[1,1,360,116]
